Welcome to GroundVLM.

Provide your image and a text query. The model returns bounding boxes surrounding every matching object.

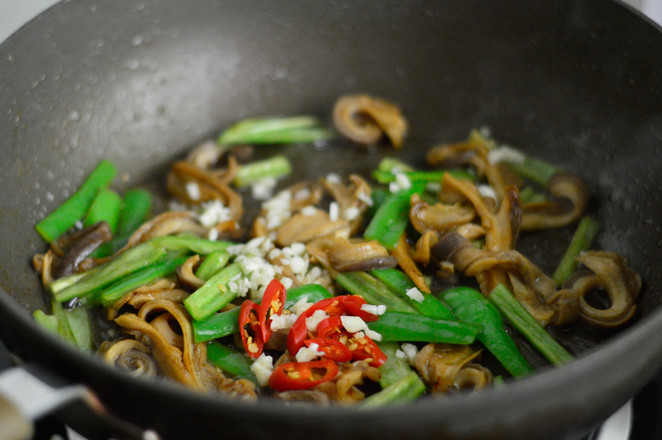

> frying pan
[0,0,661,439]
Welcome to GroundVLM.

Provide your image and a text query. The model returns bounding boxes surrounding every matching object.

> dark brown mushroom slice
[327,237,397,273]
[332,94,407,148]
[521,172,589,230]
[52,222,113,278]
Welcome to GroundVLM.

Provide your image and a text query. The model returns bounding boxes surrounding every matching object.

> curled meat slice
[177,254,205,291]
[568,251,642,328]
[124,211,206,249]
[305,235,395,275]
[521,173,588,230]
[167,160,243,221]
[442,173,521,253]
[413,343,491,393]
[327,237,397,273]
[432,232,579,326]
[100,339,158,377]
[409,193,476,236]
[276,208,348,246]
[333,94,407,148]
[314,361,381,404]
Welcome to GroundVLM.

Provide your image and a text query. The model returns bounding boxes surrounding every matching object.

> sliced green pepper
[441,286,534,377]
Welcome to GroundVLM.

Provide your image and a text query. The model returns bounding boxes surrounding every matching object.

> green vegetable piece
[334,272,417,314]
[193,307,240,343]
[52,302,93,351]
[53,241,167,302]
[218,116,333,146]
[488,284,573,366]
[377,157,415,173]
[377,342,413,389]
[35,159,117,242]
[234,155,292,187]
[33,310,59,335]
[371,268,455,319]
[367,311,480,344]
[184,263,242,322]
[372,169,476,185]
[97,253,189,306]
[206,341,257,383]
[360,371,426,407]
[195,250,231,281]
[117,189,152,236]
[441,286,534,377]
[151,235,234,255]
[506,156,562,187]
[363,182,424,250]
[83,188,122,234]
[552,216,600,286]
[284,283,333,309]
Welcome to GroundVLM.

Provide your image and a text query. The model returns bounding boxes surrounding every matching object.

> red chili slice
[304,337,352,363]
[268,360,339,391]
[286,295,377,356]
[239,300,263,359]
[258,278,287,342]
[316,316,345,339]
[347,333,387,367]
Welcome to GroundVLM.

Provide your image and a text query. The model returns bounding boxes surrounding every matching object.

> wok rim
[1,0,662,437]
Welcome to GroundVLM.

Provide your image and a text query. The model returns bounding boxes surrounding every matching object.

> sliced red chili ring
[304,337,352,363]
[347,333,387,367]
[287,295,376,356]
[268,360,339,391]
[338,295,379,322]
[258,278,287,342]
[316,316,345,339]
[239,299,263,359]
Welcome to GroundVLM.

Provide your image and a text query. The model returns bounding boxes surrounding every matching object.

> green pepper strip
[551,216,600,286]
[83,188,122,234]
[195,250,231,281]
[53,241,167,302]
[234,155,292,187]
[334,272,417,314]
[367,311,480,344]
[92,188,153,258]
[151,235,234,255]
[206,341,258,383]
[372,169,476,185]
[505,156,562,187]
[117,189,152,236]
[184,263,242,322]
[284,283,333,308]
[35,159,117,242]
[97,253,190,306]
[360,371,426,408]
[363,182,425,250]
[488,284,573,366]
[193,307,240,343]
[371,268,454,319]
[46,302,93,351]
[441,287,534,377]
[217,116,333,146]
[377,341,413,389]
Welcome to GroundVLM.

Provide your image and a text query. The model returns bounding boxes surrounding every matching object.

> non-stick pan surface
[1,1,662,439]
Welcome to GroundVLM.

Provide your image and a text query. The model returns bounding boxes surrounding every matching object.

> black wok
[1,0,661,439]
